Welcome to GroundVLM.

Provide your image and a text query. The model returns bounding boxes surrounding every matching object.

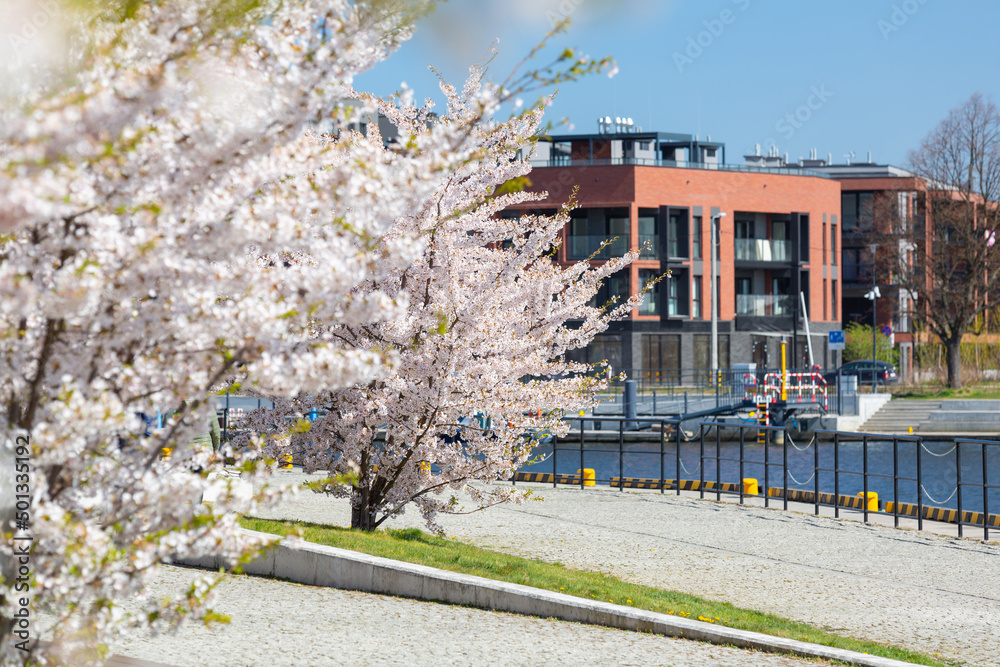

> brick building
[783,159,931,381]
[507,126,843,377]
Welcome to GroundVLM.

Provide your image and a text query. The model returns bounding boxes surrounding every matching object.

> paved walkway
[112,567,834,666]
[114,474,999,666]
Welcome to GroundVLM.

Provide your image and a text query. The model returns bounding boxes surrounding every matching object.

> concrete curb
[178,529,917,667]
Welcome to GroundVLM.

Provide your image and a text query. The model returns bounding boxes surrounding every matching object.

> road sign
[828,330,845,351]
[881,325,892,337]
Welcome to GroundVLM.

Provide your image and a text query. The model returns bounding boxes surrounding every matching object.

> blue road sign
[828,330,845,350]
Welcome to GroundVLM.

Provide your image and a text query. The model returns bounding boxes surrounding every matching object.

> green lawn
[893,385,1000,400]
[240,517,953,666]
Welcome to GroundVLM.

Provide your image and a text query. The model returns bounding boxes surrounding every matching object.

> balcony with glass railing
[734,239,791,262]
[736,294,793,317]
[638,233,659,259]
[567,235,629,260]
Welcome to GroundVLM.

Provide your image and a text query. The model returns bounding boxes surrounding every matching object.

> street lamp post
[710,212,726,384]
[865,244,880,393]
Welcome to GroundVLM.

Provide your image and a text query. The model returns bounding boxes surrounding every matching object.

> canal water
[520,436,1000,515]
[214,396,1000,515]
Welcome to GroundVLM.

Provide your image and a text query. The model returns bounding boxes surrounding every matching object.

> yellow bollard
[577,468,596,487]
[781,339,788,402]
[742,478,759,495]
[279,452,293,470]
[857,491,879,512]
[160,447,172,461]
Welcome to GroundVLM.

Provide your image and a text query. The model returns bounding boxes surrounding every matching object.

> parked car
[824,360,898,387]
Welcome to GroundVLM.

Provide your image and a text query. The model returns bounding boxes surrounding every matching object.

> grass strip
[893,385,1000,400]
[240,517,951,666]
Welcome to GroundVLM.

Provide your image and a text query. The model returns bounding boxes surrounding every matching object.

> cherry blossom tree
[1,0,615,661]
[0,0,548,663]
[244,69,638,533]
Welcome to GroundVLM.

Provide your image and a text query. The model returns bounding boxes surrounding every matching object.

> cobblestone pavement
[251,473,1000,666]
[112,566,835,666]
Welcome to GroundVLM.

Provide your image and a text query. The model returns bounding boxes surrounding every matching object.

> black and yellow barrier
[767,488,879,511]
[884,501,1000,528]
[608,477,664,489]
[514,472,584,485]
[609,477,752,494]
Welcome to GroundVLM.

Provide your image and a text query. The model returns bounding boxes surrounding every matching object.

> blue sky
[356,0,1000,167]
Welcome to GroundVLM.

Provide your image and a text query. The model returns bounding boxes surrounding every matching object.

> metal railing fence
[517,417,1000,539]
[594,368,858,416]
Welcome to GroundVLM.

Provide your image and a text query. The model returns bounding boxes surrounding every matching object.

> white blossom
[242,68,640,533]
[0,2,616,662]
[0,1,502,663]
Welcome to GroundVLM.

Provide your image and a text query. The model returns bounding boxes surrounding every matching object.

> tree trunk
[945,338,963,389]
[350,489,378,531]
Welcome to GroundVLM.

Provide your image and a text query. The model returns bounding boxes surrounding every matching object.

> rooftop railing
[527,157,831,178]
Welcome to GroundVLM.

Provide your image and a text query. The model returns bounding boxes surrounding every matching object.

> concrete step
[858,400,941,433]
[859,399,1000,435]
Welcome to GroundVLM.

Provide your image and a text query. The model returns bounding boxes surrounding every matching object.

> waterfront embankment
[251,474,1000,666]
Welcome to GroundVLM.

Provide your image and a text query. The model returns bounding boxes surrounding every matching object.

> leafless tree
[891,93,1000,388]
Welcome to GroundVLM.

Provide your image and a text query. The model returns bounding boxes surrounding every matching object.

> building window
[899,291,910,332]
[830,224,837,265]
[734,218,756,261]
[798,214,810,262]
[668,275,679,316]
[641,268,689,317]
[638,269,663,315]
[842,194,855,230]
[642,334,681,381]
[842,249,869,283]
[591,334,622,369]
[770,218,790,261]
[608,211,630,250]
[822,222,827,265]
[638,210,658,259]
[693,334,730,373]
[568,334,624,371]
[735,219,754,240]
[692,216,703,259]
[842,192,873,233]
[590,269,630,311]
[772,219,788,240]
[692,277,702,319]
[823,278,828,320]
[736,276,752,296]
[568,208,629,260]
[667,210,688,258]
[831,280,838,320]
